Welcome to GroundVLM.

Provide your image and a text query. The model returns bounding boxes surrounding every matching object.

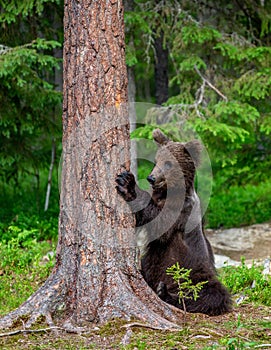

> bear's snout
[147,171,166,189]
[147,175,156,185]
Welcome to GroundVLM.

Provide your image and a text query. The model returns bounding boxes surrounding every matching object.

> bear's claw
[115,171,136,202]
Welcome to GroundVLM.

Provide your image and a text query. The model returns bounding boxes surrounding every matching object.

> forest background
[0,0,271,316]
[1,0,271,231]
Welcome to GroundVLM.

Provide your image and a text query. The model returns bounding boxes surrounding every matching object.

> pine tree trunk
[0,0,183,330]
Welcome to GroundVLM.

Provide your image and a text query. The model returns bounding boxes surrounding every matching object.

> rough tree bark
[0,0,183,330]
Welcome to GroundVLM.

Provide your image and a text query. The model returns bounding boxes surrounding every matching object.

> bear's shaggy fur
[116,129,232,316]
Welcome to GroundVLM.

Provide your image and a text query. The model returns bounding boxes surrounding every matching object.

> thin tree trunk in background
[44,138,56,211]
[154,32,169,105]
[44,10,63,212]
[35,170,40,213]
[0,0,182,330]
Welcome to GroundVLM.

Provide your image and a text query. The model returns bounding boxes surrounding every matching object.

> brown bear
[116,129,232,316]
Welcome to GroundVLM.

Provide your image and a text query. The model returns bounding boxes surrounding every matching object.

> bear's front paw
[115,171,136,202]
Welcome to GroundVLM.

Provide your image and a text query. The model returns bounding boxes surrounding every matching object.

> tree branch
[194,66,228,101]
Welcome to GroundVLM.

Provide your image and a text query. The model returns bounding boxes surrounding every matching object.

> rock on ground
[206,222,271,268]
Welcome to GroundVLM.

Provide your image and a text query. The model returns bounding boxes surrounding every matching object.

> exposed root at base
[0,273,66,331]
[0,266,184,332]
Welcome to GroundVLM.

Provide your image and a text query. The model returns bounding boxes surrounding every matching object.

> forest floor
[0,221,270,349]
[0,303,270,349]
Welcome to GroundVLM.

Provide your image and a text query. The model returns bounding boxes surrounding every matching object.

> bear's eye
[164,161,172,170]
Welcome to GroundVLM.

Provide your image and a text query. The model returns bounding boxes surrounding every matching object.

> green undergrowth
[0,213,57,315]
[219,258,271,307]
[0,231,56,316]
[207,180,271,228]
[0,214,58,242]
[0,219,270,316]
[0,171,60,226]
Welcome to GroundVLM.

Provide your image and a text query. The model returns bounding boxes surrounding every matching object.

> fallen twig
[196,328,224,337]
[0,325,89,337]
[121,322,181,331]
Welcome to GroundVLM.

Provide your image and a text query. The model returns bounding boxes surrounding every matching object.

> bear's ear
[184,140,202,167]
[152,129,170,146]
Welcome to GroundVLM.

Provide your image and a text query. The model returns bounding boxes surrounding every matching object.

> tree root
[0,272,66,330]
[94,268,184,329]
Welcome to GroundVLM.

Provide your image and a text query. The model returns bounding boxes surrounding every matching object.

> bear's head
[147,129,202,193]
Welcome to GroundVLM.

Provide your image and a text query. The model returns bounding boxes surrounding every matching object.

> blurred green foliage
[207,181,271,229]
[0,0,63,185]
[126,0,271,230]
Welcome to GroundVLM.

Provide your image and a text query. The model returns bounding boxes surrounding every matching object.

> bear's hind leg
[185,279,232,316]
[157,279,232,316]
